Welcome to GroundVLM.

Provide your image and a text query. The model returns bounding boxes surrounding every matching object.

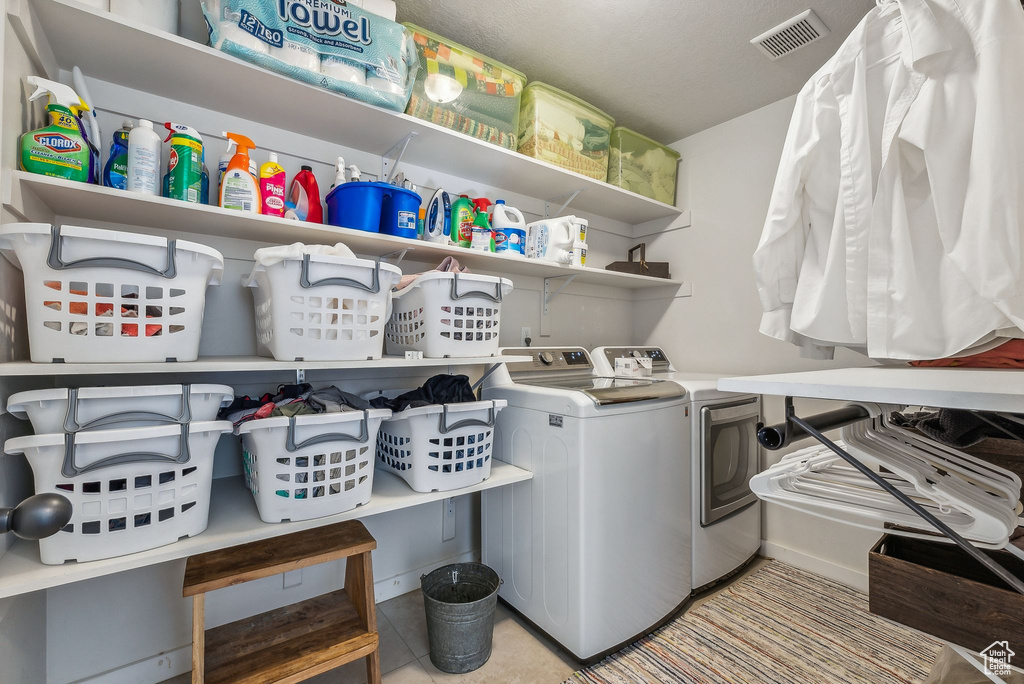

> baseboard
[760,541,868,593]
[71,645,191,684]
[373,549,478,603]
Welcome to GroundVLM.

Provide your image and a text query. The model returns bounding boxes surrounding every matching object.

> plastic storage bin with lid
[403,24,526,151]
[517,82,614,180]
[607,127,681,205]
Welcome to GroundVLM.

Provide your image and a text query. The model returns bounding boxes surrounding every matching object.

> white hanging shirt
[753,0,1024,361]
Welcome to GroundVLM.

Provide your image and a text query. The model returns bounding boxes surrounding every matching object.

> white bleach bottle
[126,118,161,195]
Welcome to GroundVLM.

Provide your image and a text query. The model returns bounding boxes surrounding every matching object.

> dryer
[481,347,691,662]
[592,346,762,593]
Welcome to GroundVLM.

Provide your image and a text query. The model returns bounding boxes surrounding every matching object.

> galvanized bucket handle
[61,423,191,478]
[438,404,496,435]
[299,254,381,294]
[47,225,178,278]
[62,385,194,432]
[286,410,370,452]
[449,272,502,303]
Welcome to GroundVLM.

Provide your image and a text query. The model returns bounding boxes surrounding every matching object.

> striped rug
[566,561,942,684]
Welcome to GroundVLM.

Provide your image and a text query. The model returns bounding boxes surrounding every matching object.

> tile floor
[164,558,768,683]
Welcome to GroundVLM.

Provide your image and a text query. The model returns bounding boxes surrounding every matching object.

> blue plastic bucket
[381,186,422,239]
[326,181,390,233]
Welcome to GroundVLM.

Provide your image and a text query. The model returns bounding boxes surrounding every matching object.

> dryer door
[700,398,760,526]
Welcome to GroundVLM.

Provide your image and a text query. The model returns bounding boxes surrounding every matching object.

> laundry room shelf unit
[0,354,532,378]
[13,0,683,226]
[7,172,686,290]
[0,461,533,600]
[718,366,1024,413]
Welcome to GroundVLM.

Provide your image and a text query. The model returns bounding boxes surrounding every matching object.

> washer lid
[515,376,685,405]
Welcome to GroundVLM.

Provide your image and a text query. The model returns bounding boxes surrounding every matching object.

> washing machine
[481,347,691,662]
[593,346,762,593]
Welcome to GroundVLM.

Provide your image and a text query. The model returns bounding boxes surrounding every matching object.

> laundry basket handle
[450,272,503,303]
[299,255,381,294]
[286,410,370,452]
[47,225,178,278]
[62,385,194,432]
[60,424,191,478]
[438,404,496,434]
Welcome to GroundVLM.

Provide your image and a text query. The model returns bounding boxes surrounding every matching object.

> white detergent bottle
[490,200,527,256]
[126,118,161,195]
[527,215,576,262]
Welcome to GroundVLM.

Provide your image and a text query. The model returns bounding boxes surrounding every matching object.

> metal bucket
[421,562,501,674]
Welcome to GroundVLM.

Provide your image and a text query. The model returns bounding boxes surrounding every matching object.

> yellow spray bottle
[219,132,260,213]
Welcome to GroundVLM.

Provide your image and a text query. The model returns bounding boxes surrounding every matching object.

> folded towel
[395,255,468,291]
[253,242,355,268]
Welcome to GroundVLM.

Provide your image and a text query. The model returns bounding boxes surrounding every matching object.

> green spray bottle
[452,195,476,248]
[163,123,204,204]
[20,77,92,183]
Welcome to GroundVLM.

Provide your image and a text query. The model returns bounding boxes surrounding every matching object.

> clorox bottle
[219,132,260,213]
[20,77,92,183]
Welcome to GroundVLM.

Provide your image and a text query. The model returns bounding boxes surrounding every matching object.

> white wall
[635,96,880,591]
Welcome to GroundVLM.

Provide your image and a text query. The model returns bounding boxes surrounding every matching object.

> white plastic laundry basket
[7,384,234,434]
[0,224,223,363]
[385,273,512,358]
[4,421,231,564]
[367,391,507,492]
[237,409,391,523]
[246,254,401,361]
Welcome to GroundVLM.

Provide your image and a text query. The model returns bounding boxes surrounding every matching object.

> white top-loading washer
[482,347,691,662]
[592,346,762,592]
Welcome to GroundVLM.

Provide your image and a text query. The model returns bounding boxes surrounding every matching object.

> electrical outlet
[282,569,302,589]
[442,497,456,541]
[521,327,532,346]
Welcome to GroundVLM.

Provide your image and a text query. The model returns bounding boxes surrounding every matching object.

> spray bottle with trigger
[20,77,93,183]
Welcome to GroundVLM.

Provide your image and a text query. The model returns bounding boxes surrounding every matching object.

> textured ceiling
[397,0,875,144]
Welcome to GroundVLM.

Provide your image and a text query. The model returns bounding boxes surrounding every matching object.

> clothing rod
[757,403,871,450]
[788,413,1024,595]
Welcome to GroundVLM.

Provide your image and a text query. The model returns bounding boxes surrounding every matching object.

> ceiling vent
[750,9,830,60]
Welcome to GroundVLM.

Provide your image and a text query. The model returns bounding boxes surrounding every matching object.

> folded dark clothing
[369,374,477,412]
[891,409,1024,448]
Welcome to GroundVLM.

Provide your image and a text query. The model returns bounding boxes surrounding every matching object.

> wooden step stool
[182,520,381,684]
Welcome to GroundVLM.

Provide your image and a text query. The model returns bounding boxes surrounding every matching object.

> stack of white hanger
[751,403,1024,560]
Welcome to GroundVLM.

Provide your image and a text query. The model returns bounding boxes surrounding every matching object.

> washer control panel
[600,347,672,370]
[503,347,593,373]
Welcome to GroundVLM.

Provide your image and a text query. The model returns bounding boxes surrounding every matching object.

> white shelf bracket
[295,368,306,384]
[541,274,577,336]
[380,248,412,267]
[472,362,504,391]
[381,132,418,185]
[544,189,583,218]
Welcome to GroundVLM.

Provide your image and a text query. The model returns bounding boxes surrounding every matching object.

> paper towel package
[201,0,416,112]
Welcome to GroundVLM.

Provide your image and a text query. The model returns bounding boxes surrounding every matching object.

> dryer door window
[701,399,760,526]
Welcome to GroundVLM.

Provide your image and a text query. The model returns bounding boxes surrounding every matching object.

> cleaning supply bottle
[127,118,161,195]
[219,132,260,213]
[330,156,346,189]
[259,152,287,217]
[490,200,527,255]
[200,155,211,204]
[163,123,204,203]
[102,120,132,189]
[218,138,256,197]
[347,164,361,182]
[20,77,92,183]
[452,195,476,248]
[287,166,323,223]
[470,198,494,251]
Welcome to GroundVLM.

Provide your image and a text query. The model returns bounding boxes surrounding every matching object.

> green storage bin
[608,127,680,205]
[403,24,526,150]
[517,82,614,180]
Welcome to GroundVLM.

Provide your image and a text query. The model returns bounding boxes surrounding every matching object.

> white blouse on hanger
[753,0,1024,361]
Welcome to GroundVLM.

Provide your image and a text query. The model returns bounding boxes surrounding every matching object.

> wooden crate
[869,534,1024,654]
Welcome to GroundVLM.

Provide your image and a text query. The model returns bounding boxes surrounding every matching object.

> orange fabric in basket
[910,339,1024,368]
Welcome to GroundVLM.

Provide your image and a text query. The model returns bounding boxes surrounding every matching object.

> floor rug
[566,561,942,684]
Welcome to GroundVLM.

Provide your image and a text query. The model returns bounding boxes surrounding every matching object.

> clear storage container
[607,127,681,205]
[517,82,614,180]
[403,24,526,151]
